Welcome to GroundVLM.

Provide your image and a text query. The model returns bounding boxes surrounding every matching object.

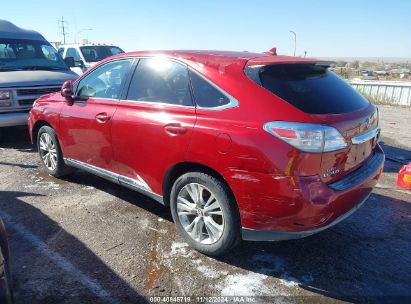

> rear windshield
[245,64,369,114]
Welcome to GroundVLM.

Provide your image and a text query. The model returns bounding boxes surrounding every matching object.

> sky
[1,0,410,58]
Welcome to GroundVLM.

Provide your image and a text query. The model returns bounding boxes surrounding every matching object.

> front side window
[76,59,132,99]
[0,38,68,71]
[126,58,193,106]
[189,71,230,108]
[66,48,82,64]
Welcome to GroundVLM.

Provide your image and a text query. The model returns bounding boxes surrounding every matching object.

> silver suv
[0,20,77,129]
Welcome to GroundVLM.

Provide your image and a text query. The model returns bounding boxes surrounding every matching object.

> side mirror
[64,57,75,68]
[77,60,85,68]
[61,80,74,105]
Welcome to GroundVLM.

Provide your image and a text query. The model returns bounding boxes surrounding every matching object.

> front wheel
[170,172,241,256]
[37,126,72,177]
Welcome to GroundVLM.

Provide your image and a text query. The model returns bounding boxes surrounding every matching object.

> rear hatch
[245,60,380,183]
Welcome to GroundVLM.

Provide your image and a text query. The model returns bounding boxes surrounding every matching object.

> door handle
[164,123,187,135]
[95,112,110,123]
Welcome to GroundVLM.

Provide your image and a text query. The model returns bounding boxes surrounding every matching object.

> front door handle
[95,112,110,123]
[164,123,187,135]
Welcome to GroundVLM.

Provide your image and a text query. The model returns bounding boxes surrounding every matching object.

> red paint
[29,50,384,234]
[397,162,411,189]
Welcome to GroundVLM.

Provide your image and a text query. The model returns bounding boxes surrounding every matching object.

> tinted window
[252,64,369,114]
[126,58,193,106]
[80,46,124,62]
[76,59,132,99]
[189,71,230,108]
[0,38,68,70]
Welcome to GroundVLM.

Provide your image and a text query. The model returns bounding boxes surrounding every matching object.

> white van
[58,43,124,75]
[0,20,77,129]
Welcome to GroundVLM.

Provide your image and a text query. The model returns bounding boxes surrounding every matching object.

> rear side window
[189,71,230,108]
[247,64,369,114]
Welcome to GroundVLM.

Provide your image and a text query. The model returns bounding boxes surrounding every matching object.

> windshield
[80,46,124,63]
[0,38,68,71]
[246,63,369,114]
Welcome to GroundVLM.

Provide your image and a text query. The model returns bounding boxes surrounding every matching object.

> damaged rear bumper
[242,194,368,241]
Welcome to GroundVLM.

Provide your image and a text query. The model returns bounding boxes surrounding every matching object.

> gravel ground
[0,105,410,304]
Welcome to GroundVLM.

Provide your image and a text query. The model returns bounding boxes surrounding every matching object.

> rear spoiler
[244,60,335,85]
[246,55,334,67]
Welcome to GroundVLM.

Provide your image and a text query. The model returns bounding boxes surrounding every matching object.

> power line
[58,17,68,44]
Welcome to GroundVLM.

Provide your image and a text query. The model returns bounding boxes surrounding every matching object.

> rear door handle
[164,123,187,135]
[95,112,110,123]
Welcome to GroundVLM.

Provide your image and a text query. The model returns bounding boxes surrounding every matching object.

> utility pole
[58,17,68,44]
[290,30,297,56]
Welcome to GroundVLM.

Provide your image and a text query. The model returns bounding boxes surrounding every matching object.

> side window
[126,58,193,106]
[76,59,132,99]
[66,48,82,63]
[189,71,230,108]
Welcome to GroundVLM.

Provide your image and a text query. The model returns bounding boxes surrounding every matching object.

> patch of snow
[170,242,190,256]
[221,273,268,296]
[196,264,228,279]
[219,253,306,296]
[279,275,301,287]
[24,181,60,190]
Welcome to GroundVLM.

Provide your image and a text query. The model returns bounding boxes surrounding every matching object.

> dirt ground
[0,105,410,304]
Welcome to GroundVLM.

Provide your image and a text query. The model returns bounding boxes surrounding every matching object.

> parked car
[28,50,385,256]
[58,43,124,75]
[0,218,12,304]
[0,20,77,130]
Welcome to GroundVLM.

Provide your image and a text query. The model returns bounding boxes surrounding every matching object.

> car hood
[0,70,78,88]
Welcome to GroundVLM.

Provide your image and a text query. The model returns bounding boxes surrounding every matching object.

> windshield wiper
[23,66,67,71]
[0,67,25,71]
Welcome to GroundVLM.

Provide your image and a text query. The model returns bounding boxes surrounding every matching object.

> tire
[3,259,13,304]
[170,172,241,256]
[37,126,73,177]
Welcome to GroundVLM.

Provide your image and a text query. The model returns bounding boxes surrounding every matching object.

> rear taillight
[263,122,347,153]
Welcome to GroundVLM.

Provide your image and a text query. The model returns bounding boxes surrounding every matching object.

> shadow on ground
[0,191,147,304]
[215,192,411,303]
[380,141,411,173]
[0,126,33,152]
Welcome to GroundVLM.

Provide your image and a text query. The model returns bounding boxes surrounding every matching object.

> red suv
[28,51,384,256]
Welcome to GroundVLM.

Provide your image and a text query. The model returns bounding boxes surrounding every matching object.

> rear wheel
[170,172,241,256]
[37,126,72,177]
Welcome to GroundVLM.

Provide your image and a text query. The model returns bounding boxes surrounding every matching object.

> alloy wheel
[39,132,58,171]
[177,183,224,244]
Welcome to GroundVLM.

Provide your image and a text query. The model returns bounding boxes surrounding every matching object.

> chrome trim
[63,158,164,205]
[118,99,195,109]
[242,194,370,241]
[0,111,28,127]
[64,158,118,183]
[188,67,239,111]
[74,55,239,111]
[351,127,380,145]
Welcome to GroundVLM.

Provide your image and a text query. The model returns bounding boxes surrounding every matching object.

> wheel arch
[31,120,53,144]
[162,162,237,208]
